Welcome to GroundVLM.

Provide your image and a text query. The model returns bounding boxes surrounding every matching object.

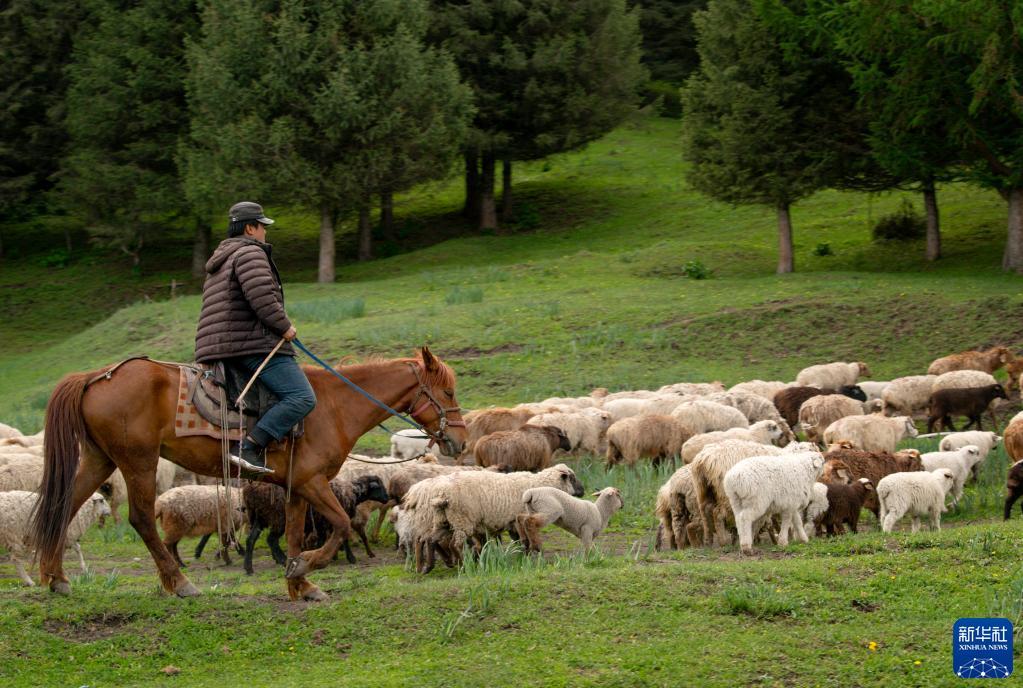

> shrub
[512,203,540,231]
[682,259,710,280]
[813,242,833,257]
[38,248,71,268]
[872,199,925,242]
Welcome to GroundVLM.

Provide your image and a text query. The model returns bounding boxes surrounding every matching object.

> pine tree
[60,0,199,270]
[430,0,645,230]
[635,0,707,85]
[681,0,847,274]
[185,0,472,278]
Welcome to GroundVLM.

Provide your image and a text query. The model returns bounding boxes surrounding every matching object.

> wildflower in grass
[914,661,922,666]
[868,641,878,651]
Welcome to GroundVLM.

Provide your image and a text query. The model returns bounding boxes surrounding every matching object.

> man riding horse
[194,201,315,475]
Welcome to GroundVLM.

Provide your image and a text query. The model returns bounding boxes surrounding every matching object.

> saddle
[184,361,304,440]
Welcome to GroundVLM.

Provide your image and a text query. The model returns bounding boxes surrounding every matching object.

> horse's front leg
[124,463,199,597]
[282,492,323,601]
[284,475,352,601]
[40,442,115,594]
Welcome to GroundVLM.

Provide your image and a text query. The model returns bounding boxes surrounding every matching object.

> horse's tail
[31,370,93,567]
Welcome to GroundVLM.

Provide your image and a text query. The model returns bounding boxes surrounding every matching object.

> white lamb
[803,482,829,537]
[0,491,111,586]
[795,361,870,390]
[529,408,611,455]
[724,451,825,554]
[939,431,1000,481]
[855,381,891,402]
[671,400,749,433]
[0,455,44,492]
[920,445,982,506]
[516,486,624,552]
[680,420,786,463]
[728,380,791,401]
[427,464,585,561]
[822,415,918,453]
[877,468,955,533]
[882,375,938,417]
[390,428,456,461]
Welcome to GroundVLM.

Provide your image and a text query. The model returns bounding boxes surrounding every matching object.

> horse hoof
[50,580,71,596]
[175,581,201,597]
[303,587,329,602]
[285,556,310,579]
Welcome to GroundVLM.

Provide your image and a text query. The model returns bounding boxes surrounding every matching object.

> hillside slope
[0,115,1018,437]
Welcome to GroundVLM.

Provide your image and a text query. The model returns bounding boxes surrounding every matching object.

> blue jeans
[232,353,316,444]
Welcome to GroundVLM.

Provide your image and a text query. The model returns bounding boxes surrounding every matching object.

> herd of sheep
[3,345,1023,586]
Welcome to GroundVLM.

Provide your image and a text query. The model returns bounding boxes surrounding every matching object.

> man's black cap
[229,201,274,226]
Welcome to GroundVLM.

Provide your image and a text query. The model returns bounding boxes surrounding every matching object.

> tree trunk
[358,204,372,261]
[1004,188,1023,273]
[191,219,211,279]
[462,151,480,219]
[64,226,73,256]
[0,227,4,259]
[500,159,513,224]
[776,203,794,274]
[479,151,497,231]
[318,205,335,283]
[922,181,941,261]
[380,191,395,243]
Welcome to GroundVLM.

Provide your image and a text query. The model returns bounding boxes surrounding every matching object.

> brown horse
[31,347,466,601]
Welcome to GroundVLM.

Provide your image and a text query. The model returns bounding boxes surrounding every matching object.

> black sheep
[926,384,1007,432]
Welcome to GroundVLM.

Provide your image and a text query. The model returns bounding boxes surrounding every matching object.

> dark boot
[229,435,273,476]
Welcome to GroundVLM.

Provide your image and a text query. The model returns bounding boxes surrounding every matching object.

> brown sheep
[820,458,853,485]
[928,346,1014,376]
[1004,460,1023,519]
[1004,418,1023,462]
[773,386,825,428]
[460,407,539,462]
[798,394,864,445]
[604,415,694,467]
[817,479,874,535]
[822,447,923,517]
[926,384,1008,432]
[474,424,571,472]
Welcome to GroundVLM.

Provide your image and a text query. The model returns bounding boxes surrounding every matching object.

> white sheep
[671,400,749,434]
[101,458,177,524]
[877,468,956,533]
[920,445,983,506]
[932,370,998,391]
[154,485,245,567]
[724,451,825,554]
[529,408,611,455]
[798,394,864,444]
[882,375,938,417]
[822,415,918,453]
[0,491,111,586]
[537,395,601,410]
[516,486,624,552]
[705,391,790,428]
[655,465,702,549]
[601,398,650,423]
[657,382,725,396]
[390,428,455,461]
[690,439,816,547]
[426,464,585,563]
[0,448,42,466]
[803,482,829,537]
[680,420,786,464]
[0,422,22,440]
[728,380,791,401]
[795,361,870,390]
[0,455,44,491]
[855,381,891,402]
[939,431,1000,481]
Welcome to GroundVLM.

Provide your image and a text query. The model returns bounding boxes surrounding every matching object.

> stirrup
[228,452,274,476]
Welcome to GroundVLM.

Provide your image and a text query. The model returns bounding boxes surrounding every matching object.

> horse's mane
[334,352,456,389]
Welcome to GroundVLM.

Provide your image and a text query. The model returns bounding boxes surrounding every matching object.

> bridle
[404,362,466,446]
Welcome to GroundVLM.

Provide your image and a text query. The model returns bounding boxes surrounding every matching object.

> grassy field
[1,114,1022,686]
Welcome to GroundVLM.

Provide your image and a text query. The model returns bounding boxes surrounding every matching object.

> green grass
[2,113,1023,685]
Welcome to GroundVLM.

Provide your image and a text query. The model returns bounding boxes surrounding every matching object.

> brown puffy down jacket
[194,237,295,362]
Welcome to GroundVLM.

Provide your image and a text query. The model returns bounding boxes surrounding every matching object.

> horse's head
[406,346,468,457]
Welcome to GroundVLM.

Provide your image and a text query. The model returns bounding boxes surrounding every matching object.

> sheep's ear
[864,482,874,491]
[837,469,851,482]
[590,491,601,497]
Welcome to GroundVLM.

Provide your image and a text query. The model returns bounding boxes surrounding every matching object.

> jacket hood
[206,237,271,273]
